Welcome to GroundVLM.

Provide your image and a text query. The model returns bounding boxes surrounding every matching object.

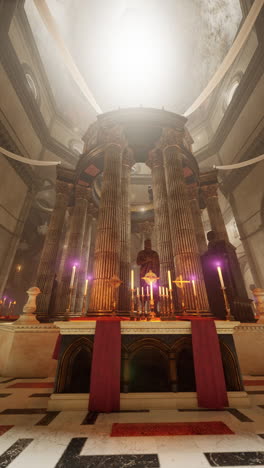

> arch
[56,336,93,393]
[127,338,170,393]
[219,339,243,391]
[172,336,196,392]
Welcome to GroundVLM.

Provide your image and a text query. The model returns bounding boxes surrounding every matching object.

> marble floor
[0,376,264,467]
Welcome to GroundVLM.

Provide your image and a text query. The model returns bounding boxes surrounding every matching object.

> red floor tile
[0,426,13,436]
[111,421,234,437]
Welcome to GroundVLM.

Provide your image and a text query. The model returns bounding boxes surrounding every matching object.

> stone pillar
[74,206,94,315]
[202,183,229,242]
[89,141,123,312]
[187,184,207,255]
[36,180,72,321]
[148,149,175,286]
[119,149,134,312]
[56,185,90,319]
[161,128,209,311]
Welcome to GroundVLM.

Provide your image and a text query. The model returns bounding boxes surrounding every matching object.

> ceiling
[24,0,242,133]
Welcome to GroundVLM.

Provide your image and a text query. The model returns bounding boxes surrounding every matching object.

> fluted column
[119,148,134,312]
[36,180,72,321]
[187,184,207,254]
[74,204,96,315]
[161,128,209,311]
[56,185,90,318]
[148,149,175,286]
[202,184,229,242]
[89,142,122,312]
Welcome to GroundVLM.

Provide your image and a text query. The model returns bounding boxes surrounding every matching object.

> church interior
[1,0,264,467]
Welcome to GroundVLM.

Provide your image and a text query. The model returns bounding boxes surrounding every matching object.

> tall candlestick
[131,270,134,290]
[166,287,169,297]
[70,265,76,288]
[162,287,165,297]
[84,278,88,296]
[192,279,197,297]
[147,286,149,296]
[217,266,225,289]
[150,282,153,300]
[137,287,139,297]
[159,286,161,296]
[168,270,172,290]
[141,287,144,297]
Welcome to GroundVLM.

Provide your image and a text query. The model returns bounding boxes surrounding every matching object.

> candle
[70,265,76,288]
[162,287,165,297]
[8,300,12,309]
[150,282,153,300]
[147,286,150,296]
[3,297,6,305]
[137,287,139,297]
[168,270,172,290]
[159,286,161,296]
[131,270,134,290]
[141,287,144,297]
[217,266,225,289]
[192,279,197,297]
[84,278,88,296]
[166,287,169,297]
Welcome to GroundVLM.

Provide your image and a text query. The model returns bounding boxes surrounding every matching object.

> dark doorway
[177,348,196,391]
[129,347,170,392]
[64,348,91,393]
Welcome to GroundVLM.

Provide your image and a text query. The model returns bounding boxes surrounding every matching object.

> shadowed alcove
[55,337,93,393]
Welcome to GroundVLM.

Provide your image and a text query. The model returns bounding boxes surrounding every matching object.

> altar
[48,319,250,412]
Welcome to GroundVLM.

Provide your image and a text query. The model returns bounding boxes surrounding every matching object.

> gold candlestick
[142,270,159,320]
[173,275,190,314]
[217,266,234,321]
[65,287,73,319]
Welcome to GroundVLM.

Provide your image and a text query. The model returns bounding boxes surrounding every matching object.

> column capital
[201,183,218,199]
[186,184,199,201]
[100,122,127,148]
[56,179,73,198]
[147,149,163,169]
[158,127,185,151]
[75,185,92,202]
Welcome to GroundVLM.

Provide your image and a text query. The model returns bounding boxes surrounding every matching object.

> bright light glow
[108,7,168,106]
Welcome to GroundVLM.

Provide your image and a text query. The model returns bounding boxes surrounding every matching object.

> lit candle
[166,287,169,297]
[131,270,134,290]
[147,286,150,296]
[159,286,161,296]
[3,297,6,305]
[84,278,88,296]
[137,287,139,297]
[168,270,172,290]
[192,279,197,297]
[217,266,225,289]
[70,265,76,288]
[8,300,12,309]
[141,287,144,297]
[150,282,153,300]
[162,287,165,297]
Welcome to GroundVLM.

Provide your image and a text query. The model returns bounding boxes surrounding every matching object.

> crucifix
[173,275,190,312]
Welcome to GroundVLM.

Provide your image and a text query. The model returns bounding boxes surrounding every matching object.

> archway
[129,346,170,392]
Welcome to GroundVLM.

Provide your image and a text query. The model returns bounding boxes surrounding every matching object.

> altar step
[48,391,250,412]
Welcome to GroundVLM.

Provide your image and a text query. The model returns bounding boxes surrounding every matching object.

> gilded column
[119,148,134,312]
[89,127,124,312]
[148,149,175,286]
[161,128,209,311]
[202,183,229,242]
[36,179,72,322]
[187,184,207,254]
[74,202,97,315]
[56,185,90,319]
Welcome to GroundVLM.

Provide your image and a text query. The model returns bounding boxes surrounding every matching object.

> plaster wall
[0,325,58,378]
[234,324,264,375]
